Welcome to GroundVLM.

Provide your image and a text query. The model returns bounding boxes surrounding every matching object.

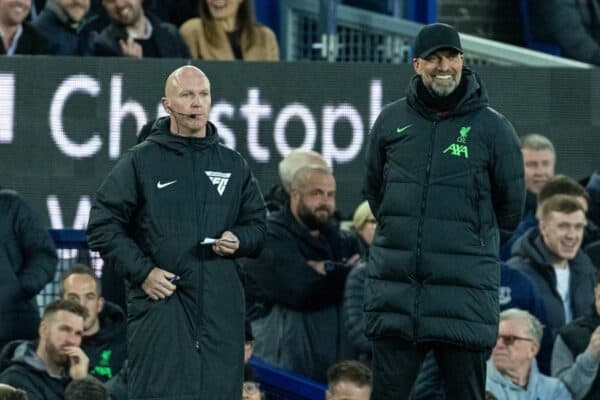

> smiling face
[206,0,242,20]
[0,0,31,27]
[539,209,586,264]
[102,0,142,26]
[413,49,463,96]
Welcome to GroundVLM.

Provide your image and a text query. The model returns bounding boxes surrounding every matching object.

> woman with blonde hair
[180,0,279,60]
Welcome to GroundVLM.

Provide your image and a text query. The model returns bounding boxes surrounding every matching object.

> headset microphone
[169,106,199,119]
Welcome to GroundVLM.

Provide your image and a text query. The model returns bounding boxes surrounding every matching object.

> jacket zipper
[193,151,205,352]
[473,172,484,247]
[414,121,436,339]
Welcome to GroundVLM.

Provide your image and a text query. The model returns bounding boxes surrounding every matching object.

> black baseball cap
[414,23,463,58]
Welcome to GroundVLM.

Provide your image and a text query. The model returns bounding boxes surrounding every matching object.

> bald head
[162,65,212,137]
[164,66,210,97]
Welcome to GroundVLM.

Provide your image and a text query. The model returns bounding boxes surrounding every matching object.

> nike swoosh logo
[396,124,412,134]
[156,180,177,189]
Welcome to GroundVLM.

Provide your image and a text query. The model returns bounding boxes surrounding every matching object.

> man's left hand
[213,231,239,256]
[65,346,89,380]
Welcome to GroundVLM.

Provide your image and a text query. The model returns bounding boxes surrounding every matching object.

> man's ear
[98,296,105,314]
[161,98,171,114]
[39,320,48,338]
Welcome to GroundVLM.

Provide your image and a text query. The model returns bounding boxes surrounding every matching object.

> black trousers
[371,337,487,400]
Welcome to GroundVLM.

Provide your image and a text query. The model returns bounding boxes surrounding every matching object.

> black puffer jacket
[81,302,127,382]
[0,341,68,400]
[0,190,57,348]
[87,117,266,400]
[362,69,524,349]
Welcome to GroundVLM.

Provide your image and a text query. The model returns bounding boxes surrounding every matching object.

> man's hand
[141,267,178,300]
[307,260,326,275]
[344,253,361,267]
[212,231,239,256]
[65,346,89,380]
[587,326,600,359]
[119,37,142,58]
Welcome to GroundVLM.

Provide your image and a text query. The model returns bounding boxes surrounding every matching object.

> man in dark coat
[552,272,600,400]
[362,23,525,399]
[0,300,90,400]
[0,189,57,351]
[60,264,127,382]
[87,65,266,400]
[508,195,596,344]
[32,0,91,55]
[0,0,48,55]
[245,164,360,382]
[89,0,189,58]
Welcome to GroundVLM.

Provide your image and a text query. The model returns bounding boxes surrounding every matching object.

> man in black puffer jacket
[87,66,266,400]
[362,23,524,399]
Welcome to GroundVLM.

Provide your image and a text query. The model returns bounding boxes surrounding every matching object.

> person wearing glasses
[486,308,572,399]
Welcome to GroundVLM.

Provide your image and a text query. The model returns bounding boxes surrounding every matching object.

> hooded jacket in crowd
[0,341,67,400]
[508,227,596,340]
[245,208,359,381]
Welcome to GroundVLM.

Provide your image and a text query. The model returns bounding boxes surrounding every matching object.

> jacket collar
[406,67,489,121]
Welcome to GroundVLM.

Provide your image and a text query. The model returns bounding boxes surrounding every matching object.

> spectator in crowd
[326,360,372,400]
[522,134,556,213]
[32,0,91,55]
[348,200,375,260]
[486,308,572,400]
[362,22,524,399]
[552,273,600,400]
[245,164,360,381]
[500,133,556,260]
[343,201,376,362]
[0,383,28,400]
[0,0,48,54]
[87,65,266,399]
[89,0,189,58]
[0,188,57,351]
[508,195,596,341]
[64,376,109,400]
[503,174,600,261]
[530,0,600,65]
[60,264,127,382]
[179,0,279,60]
[0,300,90,400]
[146,0,198,28]
[264,149,328,214]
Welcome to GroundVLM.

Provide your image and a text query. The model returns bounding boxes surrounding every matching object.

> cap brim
[418,45,463,58]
